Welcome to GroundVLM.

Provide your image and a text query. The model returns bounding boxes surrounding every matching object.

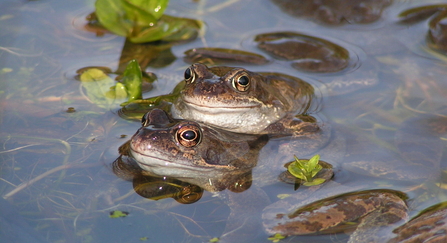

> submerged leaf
[109,210,129,218]
[268,233,286,242]
[80,68,124,108]
[303,178,326,186]
[277,194,291,199]
[79,68,108,82]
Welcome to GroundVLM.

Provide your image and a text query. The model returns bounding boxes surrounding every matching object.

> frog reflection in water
[127,109,415,242]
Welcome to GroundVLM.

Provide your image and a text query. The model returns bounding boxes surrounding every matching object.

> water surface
[1,0,447,242]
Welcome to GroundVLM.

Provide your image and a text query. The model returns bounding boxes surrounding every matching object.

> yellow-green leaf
[109,210,129,218]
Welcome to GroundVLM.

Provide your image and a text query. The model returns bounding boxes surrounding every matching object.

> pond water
[1,0,447,242]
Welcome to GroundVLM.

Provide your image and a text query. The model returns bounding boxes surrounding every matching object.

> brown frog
[171,63,320,135]
[129,108,269,191]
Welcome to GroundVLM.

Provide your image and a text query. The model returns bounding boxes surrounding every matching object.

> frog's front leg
[265,113,328,137]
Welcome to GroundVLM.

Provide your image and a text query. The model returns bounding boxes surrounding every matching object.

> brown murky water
[1,0,447,242]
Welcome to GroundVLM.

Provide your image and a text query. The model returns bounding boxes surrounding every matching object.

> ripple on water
[69,7,119,42]
[241,29,365,74]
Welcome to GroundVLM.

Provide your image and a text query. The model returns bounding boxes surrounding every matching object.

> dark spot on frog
[301,221,325,232]
[168,147,178,156]
[435,220,445,226]
[205,148,220,165]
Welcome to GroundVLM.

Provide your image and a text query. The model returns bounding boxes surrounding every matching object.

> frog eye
[232,74,250,92]
[176,124,202,147]
[184,67,196,83]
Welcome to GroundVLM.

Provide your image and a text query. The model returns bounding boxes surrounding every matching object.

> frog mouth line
[130,148,218,171]
[131,150,197,170]
[183,99,260,110]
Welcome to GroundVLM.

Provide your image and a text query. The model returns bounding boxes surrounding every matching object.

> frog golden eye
[232,74,250,92]
[184,67,195,83]
[176,124,202,147]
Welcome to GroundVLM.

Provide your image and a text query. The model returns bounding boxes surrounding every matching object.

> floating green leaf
[128,15,203,43]
[209,237,219,242]
[268,233,286,242]
[287,154,325,186]
[131,0,169,19]
[109,210,129,218]
[95,0,162,36]
[94,0,203,43]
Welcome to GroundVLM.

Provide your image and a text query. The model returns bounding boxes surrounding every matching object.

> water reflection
[113,154,206,204]
[255,31,350,72]
[390,201,447,242]
[184,47,269,65]
[271,0,392,25]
